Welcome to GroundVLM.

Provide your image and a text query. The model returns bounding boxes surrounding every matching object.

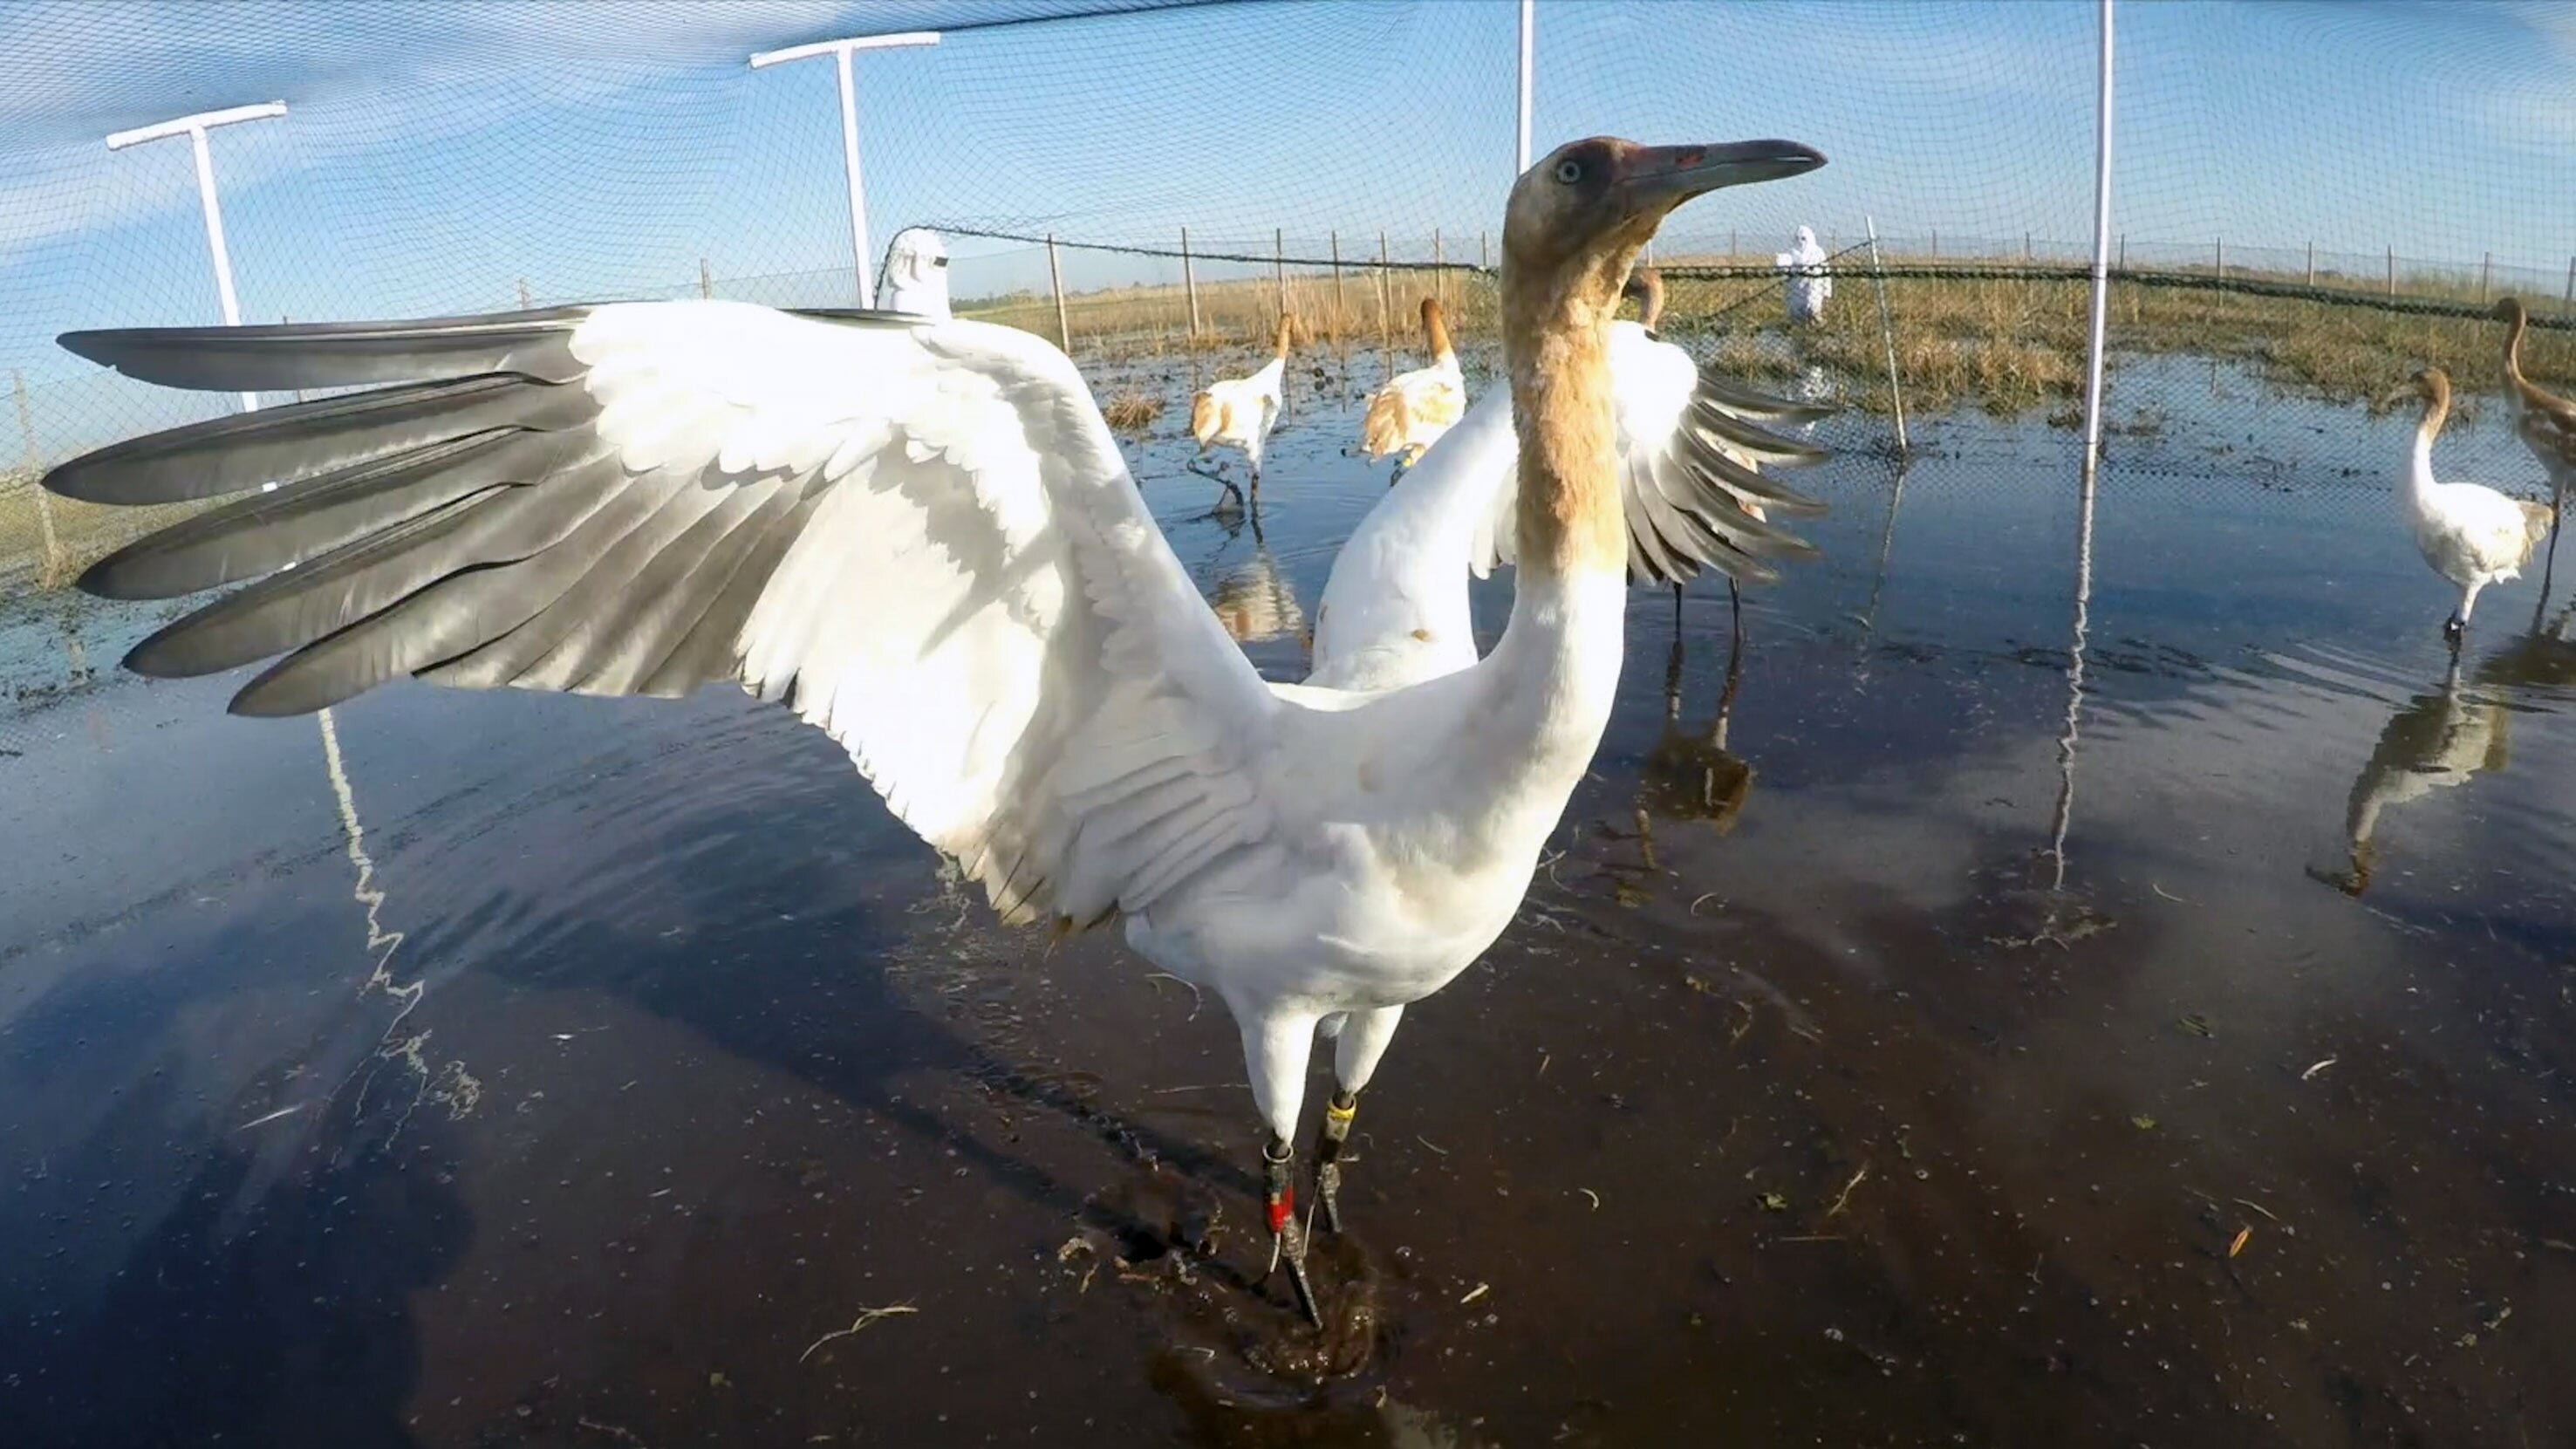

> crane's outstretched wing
[1474,322,1829,585]
[49,300,1287,928]
[1308,323,1829,691]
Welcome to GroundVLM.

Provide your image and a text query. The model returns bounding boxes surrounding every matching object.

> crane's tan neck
[2417,379,2451,447]
[1505,260,1630,580]
[1424,302,1454,362]
[2504,309,2530,386]
[1271,314,1295,362]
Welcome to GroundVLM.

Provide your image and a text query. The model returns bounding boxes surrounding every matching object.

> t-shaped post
[106,102,289,412]
[750,33,938,310]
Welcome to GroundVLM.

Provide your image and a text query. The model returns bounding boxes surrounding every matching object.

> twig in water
[2150,882,2190,904]
[1578,1187,1600,1210]
[2232,1197,2280,1223]
[1459,1282,1490,1305]
[236,1103,307,1131]
[798,1303,919,1364]
[576,1418,653,1448]
[1415,1134,1449,1156]
[1689,892,1721,916]
[2228,1226,2252,1258]
[1144,973,1202,1021]
[2300,1056,2337,1081]
[1823,1164,1871,1220]
[1773,1234,1846,1244]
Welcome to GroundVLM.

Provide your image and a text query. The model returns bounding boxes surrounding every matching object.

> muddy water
[3,351,2573,1447]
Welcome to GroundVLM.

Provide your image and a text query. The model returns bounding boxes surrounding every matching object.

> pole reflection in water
[2043,448,2100,914]
[1854,460,1910,679]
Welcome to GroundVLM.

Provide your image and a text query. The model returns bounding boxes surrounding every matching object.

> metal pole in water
[2078,0,2116,490]
[1048,233,1070,352]
[2387,246,2395,297]
[1377,231,1391,349]
[12,368,60,580]
[2481,252,2492,304]
[2305,240,2313,287]
[1865,216,1908,458]
[1182,227,1200,340]
[2214,236,2223,279]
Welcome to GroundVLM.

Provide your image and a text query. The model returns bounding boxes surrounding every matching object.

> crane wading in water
[41,135,1827,1327]
[1190,312,1297,503]
[2387,367,2554,645]
[1360,297,1466,475]
[2491,297,2576,580]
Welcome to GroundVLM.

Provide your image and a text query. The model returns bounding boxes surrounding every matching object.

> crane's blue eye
[1554,160,1583,184]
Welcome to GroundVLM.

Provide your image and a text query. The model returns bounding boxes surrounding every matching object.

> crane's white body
[1776,225,1831,325]
[2402,393,2552,629]
[1360,352,1466,467]
[1192,356,1285,475]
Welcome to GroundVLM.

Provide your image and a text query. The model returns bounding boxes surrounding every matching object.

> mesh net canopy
[5,0,2576,580]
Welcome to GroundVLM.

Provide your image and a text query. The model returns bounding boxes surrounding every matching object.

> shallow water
[3,349,2573,1447]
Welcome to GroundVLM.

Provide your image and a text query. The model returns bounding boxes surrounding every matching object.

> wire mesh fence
[6,0,2576,586]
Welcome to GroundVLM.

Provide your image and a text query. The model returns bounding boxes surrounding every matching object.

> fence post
[2025,230,2033,263]
[1432,228,1444,311]
[1047,233,1071,352]
[2117,233,2126,271]
[2305,241,2313,286]
[1865,216,1909,457]
[700,256,713,299]
[2214,237,2224,279]
[1930,228,1938,263]
[2480,252,2492,304]
[1730,228,1738,262]
[1181,226,1200,340]
[1479,230,1487,274]
[2386,245,2395,297]
[517,277,531,309]
[1274,227,1287,318]
[12,367,63,583]
[1329,230,1344,339]
[2566,255,2575,309]
[1377,231,1391,350]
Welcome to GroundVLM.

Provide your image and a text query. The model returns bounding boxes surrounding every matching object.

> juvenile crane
[2388,366,2554,643]
[1190,311,1296,500]
[2491,297,2576,575]
[1359,297,1466,473]
[43,135,1826,1324]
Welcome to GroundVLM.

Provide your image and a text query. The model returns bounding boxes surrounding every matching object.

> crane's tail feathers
[1190,392,1220,446]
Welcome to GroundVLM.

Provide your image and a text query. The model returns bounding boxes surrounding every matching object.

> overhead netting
[3,0,2574,591]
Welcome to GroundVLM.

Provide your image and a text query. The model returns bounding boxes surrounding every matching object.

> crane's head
[1504,136,1823,308]
[2382,366,2451,417]
[1622,266,1665,331]
[2493,296,2529,328]
[882,228,952,322]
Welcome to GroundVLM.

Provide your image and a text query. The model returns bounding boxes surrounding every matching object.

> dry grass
[1,465,212,591]
[1101,390,1164,435]
[983,254,2576,421]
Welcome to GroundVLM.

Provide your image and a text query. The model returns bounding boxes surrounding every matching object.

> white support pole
[106,101,286,413]
[1515,0,1534,174]
[2078,0,2116,487]
[1865,216,1908,457]
[750,31,939,310]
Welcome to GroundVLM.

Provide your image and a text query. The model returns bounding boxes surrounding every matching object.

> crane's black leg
[1312,1090,1357,1234]
[1261,1137,1321,1325]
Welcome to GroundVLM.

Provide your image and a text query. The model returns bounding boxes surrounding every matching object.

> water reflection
[2325,605,2576,895]
[1636,603,1754,867]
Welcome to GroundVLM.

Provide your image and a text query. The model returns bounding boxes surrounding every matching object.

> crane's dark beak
[1617,140,1825,212]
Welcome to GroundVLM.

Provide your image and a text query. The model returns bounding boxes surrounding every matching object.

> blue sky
[4,0,2573,438]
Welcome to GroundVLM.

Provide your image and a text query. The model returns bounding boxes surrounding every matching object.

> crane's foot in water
[2443,614,2466,646]
[1312,1090,1357,1235]
[1261,1138,1322,1326]
[1186,459,1247,508]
